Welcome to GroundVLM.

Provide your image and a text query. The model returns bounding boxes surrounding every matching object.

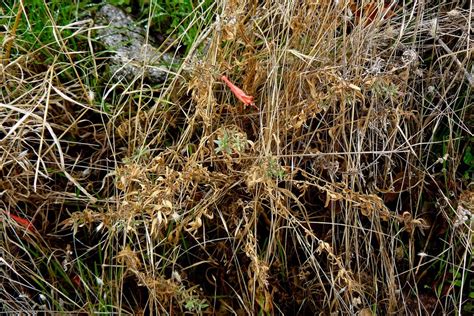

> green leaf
[463,146,474,166]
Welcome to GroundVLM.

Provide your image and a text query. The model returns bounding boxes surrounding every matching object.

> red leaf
[2,210,35,232]
[221,75,257,109]
[72,274,82,287]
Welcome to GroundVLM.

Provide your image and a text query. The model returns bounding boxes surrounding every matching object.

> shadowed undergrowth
[1,0,473,314]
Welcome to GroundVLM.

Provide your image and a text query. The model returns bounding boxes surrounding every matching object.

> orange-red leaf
[2,210,35,232]
[221,75,256,108]
[350,1,396,26]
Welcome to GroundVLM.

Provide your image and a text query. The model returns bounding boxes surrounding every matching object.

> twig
[436,36,474,88]
[431,19,474,88]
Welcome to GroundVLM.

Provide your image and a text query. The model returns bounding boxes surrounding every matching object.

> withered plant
[1,0,472,314]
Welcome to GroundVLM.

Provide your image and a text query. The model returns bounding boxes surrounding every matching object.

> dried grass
[1,0,472,314]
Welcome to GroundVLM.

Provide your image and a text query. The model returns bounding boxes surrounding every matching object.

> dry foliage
[1,0,472,315]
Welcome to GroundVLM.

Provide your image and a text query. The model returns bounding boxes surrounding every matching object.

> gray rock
[95,4,175,83]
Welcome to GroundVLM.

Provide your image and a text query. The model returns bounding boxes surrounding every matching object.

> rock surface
[95,4,175,83]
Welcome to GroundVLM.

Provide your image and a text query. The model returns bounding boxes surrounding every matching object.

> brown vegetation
[1,0,472,314]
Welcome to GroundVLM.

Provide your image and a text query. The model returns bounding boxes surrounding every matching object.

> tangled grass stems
[1,0,473,314]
